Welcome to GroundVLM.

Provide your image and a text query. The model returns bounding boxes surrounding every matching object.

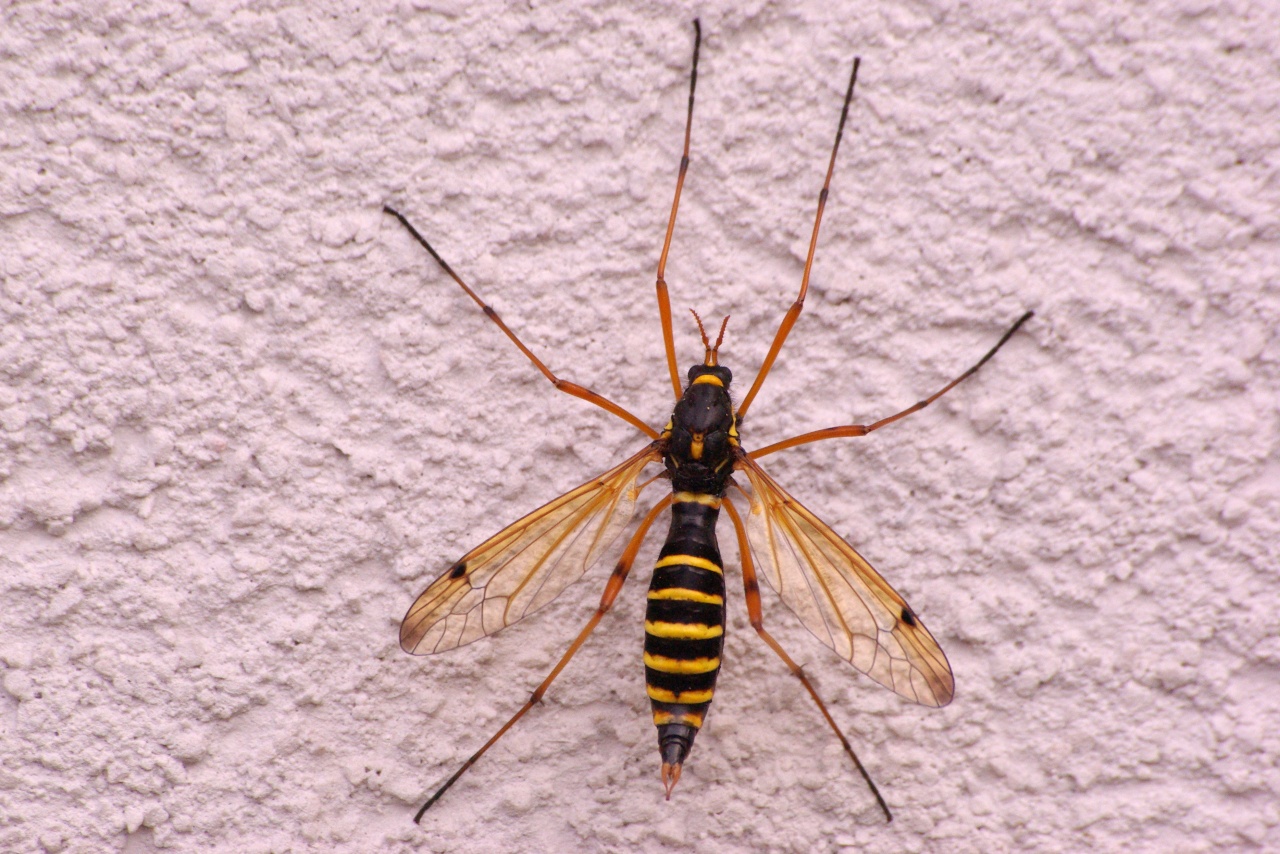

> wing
[735,455,954,707]
[400,444,662,655]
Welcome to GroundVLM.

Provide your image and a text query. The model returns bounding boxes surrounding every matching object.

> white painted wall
[2,1,1277,851]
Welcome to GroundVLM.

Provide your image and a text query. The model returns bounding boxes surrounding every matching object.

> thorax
[661,365,738,496]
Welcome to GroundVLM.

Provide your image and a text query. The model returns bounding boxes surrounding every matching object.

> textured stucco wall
[2,1,1278,852]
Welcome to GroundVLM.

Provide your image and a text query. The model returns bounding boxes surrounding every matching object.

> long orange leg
[655,20,702,400]
[751,310,1033,459]
[737,57,861,419]
[384,206,658,440]
[412,494,673,822]
[723,494,893,823]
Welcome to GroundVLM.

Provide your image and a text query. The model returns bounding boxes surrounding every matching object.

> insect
[386,20,1032,824]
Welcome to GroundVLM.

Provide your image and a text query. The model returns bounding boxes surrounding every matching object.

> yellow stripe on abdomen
[644,652,721,674]
[653,554,722,574]
[647,588,724,605]
[647,686,715,704]
[652,710,705,728]
[645,620,724,640]
[672,491,721,507]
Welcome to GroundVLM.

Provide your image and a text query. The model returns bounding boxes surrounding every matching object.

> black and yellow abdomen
[644,491,726,789]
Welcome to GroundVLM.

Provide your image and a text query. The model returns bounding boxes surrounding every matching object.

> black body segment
[664,366,737,495]
[644,494,727,772]
[649,361,738,788]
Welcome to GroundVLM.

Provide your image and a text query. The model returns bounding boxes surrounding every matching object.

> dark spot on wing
[900,607,917,627]
[449,561,467,580]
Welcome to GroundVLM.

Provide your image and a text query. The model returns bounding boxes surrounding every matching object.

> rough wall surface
[2,1,1278,852]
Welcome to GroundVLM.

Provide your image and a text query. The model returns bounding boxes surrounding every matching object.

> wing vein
[735,454,954,706]
[400,445,661,655]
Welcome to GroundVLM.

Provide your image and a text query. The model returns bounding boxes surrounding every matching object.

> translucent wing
[736,455,954,707]
[401,444,662,655]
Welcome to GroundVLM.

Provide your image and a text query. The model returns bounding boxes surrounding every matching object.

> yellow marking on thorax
[652,710,705,728]
[646,686,715,704]
[644,620,724,640]
[689,432,704,459]
[673,491,721,508]
[644,652,721,674]
[692,374,723,387]
[648,588,724,605]
[654,555,722,574]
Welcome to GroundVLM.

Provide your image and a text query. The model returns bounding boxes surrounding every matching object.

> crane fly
[385,20,1033,824]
